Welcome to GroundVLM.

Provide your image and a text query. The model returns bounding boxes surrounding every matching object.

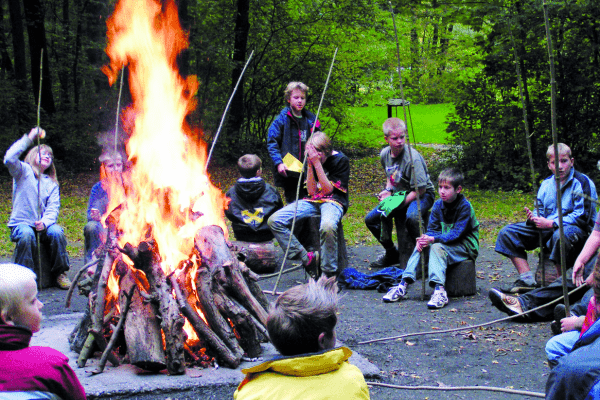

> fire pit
[68,0,269,375]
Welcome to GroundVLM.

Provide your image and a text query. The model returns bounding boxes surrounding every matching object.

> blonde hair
[266,276,338,356]
[0,264,37,324]
[99,151,123,181]
[306,131,332,157]
[284,82,309,102]
[24,145,57,184]
[546,143,572,160]
[383,118,407,137]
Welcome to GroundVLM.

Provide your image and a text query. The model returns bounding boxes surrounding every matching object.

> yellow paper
[283,153,303,173]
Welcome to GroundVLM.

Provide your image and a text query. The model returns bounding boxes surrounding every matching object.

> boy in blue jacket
[495,143,597,293]
[383,168,479,309]
[266,82,320,204]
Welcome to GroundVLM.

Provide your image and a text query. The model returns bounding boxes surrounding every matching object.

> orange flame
[102,0,227,272]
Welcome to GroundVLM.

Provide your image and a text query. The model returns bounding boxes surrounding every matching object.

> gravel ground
[8,241,554,400]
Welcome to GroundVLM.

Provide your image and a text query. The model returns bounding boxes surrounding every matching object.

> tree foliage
[448,0,600,190]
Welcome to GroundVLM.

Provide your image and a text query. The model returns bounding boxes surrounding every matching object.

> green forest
[1,0,599,190]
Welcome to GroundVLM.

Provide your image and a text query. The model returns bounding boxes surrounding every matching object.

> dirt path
[27,241,553,399]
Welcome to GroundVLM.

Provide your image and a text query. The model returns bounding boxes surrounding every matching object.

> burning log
[122,240,186,375]
[118,266,165,371]
[170,269,241,368]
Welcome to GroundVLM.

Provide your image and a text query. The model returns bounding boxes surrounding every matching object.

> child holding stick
[3,127,71,290]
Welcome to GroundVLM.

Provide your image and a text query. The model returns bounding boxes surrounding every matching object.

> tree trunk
[8,0,26,88]
[224,0,250,150]
[22,0,55,113]
[0,1,14,77]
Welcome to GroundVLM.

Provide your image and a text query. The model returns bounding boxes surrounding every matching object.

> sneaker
[370,247,400,268]
[55,273,72,290]
[502,279,538,294]
[382,281,408,303]
[427,285,449,309]
[304,251,320,280]
[488,288,523,315]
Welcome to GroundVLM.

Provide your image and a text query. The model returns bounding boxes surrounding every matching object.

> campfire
[68,0,269,375]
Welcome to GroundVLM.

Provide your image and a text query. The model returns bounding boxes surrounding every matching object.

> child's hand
[90,208,101,222]
[27,127,46,141]
[560,315,584,332]
[572,260,586,286]
[377,190,391,201]
[34,221,45,231]
[524,207,534,220]
[416,235,434,252]
[277,163,288,177]
[306,144,320,166]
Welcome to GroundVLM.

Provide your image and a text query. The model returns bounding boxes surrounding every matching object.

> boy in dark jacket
[383,168,479,309]
[267,82,320,203]
[225,155,283,242]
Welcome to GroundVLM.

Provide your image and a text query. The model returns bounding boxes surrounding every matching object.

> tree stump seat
[445,259,477,297]
[12,241,53,289]
[298,215,348,274]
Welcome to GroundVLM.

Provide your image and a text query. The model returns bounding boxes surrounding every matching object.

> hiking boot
[370,247,400,268]
[382,280,408,303]
[502,278,538,294]
[304,251,320,280]
[489,288,523,315]
[427,285,449,309]
[55,273,72,290]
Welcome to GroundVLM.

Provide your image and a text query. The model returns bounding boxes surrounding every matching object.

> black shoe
[304,251,320,280]
[489,288,524,316]
[370,248,400,268]
[551,304,567,336]
[502,279,538,294]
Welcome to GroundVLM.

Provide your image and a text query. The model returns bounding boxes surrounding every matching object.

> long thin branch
[366,381,544,398]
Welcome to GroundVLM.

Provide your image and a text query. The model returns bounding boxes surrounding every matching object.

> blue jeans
[402,241,472,287]
[268,200,344,274]
[364,190,435,249]
[546,330,580,363]
[495,222,586,265]
[10,223,70,275]
[84,221,106,263]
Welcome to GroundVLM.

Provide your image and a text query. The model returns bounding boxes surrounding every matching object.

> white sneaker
[382,281,408,303]
[427,286,448,309]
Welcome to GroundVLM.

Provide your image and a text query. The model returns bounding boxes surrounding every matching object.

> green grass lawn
[336,103,454,148]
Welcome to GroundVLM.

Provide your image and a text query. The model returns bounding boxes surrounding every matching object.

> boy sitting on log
[268,131,350,279]
[0,263,86,399]
[225,154,283,242]
[382,168,479,309]
[233,276,370,399]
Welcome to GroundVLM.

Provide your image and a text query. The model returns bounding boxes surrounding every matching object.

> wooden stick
[389,3,426,300]
[542,0,570,315]
[35,49,44,291]
[366,381,544,398]
[271,48,338,295]
[65,258,101,308]
[92,286,135,374]
[114,68,124,154]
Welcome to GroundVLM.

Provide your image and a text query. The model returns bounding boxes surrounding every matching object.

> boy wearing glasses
[364,118,436,268]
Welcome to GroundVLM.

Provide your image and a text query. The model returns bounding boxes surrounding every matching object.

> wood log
[232,240,278,274]
[170,271,241,368]
[194,265,244,360]
[124,240,186,375]
[194,226,269,327]
[212,288,262,358]
[238,261,271,312]
[119,268,165,372]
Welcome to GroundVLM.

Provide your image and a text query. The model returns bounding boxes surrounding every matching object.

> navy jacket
[225,178,283,242]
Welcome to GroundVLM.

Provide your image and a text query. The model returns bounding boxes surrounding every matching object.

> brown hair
[284,82,309,102]
[306,131,332,157]
[24,145,57,184]
[438,168,464,189]
[237,154,262,179]
[266,276,338,356]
